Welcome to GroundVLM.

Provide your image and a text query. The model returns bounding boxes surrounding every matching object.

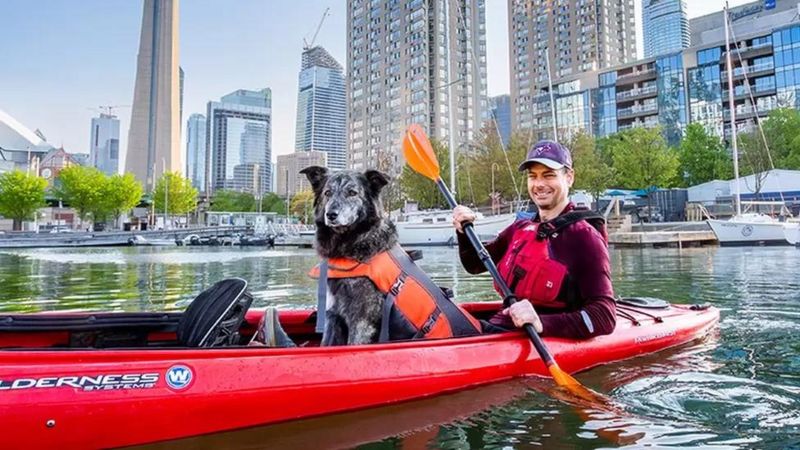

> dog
[300,166,399,346]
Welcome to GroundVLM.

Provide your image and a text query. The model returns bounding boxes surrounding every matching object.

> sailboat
[706,4,798,246]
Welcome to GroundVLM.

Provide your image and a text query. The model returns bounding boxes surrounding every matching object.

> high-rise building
[347,0,488,174]
[126,0,181,191]
[206,88,272,196]
[643,0,690,58]
[185,113,206,193]
[508,0,636,133]
[295,46,346,170]
[276,151,328,198]
[488,95,512,144]
[90,113,120,176]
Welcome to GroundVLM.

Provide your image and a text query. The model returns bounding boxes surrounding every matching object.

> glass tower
[643,0,690,58]
[294,46,346,170]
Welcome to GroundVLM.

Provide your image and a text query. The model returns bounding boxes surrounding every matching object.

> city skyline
[1,0,754,165]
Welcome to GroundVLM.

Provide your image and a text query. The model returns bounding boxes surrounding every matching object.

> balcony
[616,85,658,102]
[617,103,658,119]
[721,62,775,81]
[732,83,777,100]
[722,41,773,60]
[615,68,657,86]
[723,104,774,121]
[618,119,659,131]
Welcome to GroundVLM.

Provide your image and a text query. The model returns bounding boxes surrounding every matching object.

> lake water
[1,245,799,449]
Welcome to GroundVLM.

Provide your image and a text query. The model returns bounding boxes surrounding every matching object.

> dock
[607,215,718,248]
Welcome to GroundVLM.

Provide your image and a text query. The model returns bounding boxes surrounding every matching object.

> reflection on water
[2,245,800,448]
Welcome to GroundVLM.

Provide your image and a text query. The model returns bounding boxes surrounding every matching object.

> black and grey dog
[300,166,397,346]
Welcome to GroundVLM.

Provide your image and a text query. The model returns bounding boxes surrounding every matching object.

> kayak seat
[177,278,253,347]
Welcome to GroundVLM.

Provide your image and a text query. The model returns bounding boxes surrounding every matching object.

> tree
[678,123,732,186]
[210,190,255,212]
[607,127,680,189]
[0,170,47,230]
[737,132,772,196]
[606,127,680,220]
[290,190,314,223]
[569,131,614,209]
[260,192,286,215]
[55,166,108,224]
[757,107,800,169]
[103,173,143,226]
[462,127,529,209]
[153,172,198,216]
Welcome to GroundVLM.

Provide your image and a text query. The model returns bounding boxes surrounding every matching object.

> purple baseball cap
[518,140,573,171]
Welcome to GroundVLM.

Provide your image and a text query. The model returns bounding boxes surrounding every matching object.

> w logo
[166,365,193,390]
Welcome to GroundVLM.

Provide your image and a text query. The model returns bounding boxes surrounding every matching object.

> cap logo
[533,146,548,156]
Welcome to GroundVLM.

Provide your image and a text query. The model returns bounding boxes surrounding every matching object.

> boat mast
[724,2,742,216]
[444,0,457,194]
[545,47,558,141]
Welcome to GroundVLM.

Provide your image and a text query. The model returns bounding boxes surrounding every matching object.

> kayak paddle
[401,123,604,404]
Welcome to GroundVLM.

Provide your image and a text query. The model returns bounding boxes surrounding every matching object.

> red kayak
[0,282,718,450]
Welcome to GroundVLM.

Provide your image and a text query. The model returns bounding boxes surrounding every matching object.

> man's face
[526,163,574,211]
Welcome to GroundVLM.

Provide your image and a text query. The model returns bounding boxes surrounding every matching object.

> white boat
[395,210,516,246]
[784,222,800,246]
[707,210,794,246]
[706,10,795,247]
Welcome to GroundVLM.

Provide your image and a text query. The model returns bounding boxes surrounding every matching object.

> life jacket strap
[536,209,606,240]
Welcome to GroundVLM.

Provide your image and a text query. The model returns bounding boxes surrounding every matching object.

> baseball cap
[517,140,573,171]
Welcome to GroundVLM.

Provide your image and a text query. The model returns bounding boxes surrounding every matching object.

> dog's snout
[326,211,338,221]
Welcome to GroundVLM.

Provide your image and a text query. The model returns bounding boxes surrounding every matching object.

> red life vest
[309,245,482,342]
[497,210,606,310]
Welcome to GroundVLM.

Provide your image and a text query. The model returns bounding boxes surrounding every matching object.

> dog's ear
[364,170,390,194]
[299,166,329,194]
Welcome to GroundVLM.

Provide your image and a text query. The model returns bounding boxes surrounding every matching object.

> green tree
[290,190,314,223]
[569,132,614,209]
[606,127,680,220]
[737,131,773,195]
[210,190,255,212]
[757,107,800,169]
[55,166,108,224]
[103,173,143,227]
[678,123,733,186]
[260,192,287,215]
[0,170,47,230]
[153,172,198,216]
[607,127,680,189]
[463,126,529,208]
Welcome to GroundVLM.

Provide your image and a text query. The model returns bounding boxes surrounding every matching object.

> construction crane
[87,105,131,118]
[303,7,330,50]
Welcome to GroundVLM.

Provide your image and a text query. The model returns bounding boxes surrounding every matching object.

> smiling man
[452,140,617,339]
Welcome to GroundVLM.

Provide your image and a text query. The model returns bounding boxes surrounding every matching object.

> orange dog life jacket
[310,245,482,342]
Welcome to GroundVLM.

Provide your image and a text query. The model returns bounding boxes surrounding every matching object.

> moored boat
[395,210,515,246]
[0,289,718,449]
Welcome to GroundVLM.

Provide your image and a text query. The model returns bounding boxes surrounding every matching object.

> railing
[722,62,774,78]
[616,85,658,100]
[616,68,656,81]
[617,103,658,118]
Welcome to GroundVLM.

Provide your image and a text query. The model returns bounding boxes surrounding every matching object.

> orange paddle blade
[548,363,609,405]
[402,124,440,181]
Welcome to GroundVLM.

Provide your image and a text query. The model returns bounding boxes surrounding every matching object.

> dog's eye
[347,190,357,197]
[324,190,332,197]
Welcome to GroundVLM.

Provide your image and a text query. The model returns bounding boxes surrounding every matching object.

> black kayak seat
[617,297,670,309]
[176,278,253,347]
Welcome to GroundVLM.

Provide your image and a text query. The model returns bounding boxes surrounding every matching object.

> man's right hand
[452,205,477,233]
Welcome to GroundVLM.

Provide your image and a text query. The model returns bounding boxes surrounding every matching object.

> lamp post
[285,168,290,223]
[162,158,168,230]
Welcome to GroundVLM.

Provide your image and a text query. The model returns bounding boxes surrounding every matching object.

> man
[452,140,616,339]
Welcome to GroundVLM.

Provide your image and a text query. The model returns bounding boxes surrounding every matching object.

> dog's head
[299,166,390,233]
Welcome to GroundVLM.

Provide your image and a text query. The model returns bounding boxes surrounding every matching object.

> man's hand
[502,300,543,333]
[452,205,477,233]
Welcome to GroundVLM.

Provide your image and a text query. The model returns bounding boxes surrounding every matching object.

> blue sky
[0,0,752,164]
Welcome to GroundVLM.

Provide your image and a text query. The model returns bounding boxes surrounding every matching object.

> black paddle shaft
[436,179,556,367]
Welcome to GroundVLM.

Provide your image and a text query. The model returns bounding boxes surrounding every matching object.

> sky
[0,0,755,166]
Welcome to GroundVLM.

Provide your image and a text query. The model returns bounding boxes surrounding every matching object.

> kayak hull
[0,302,719,449]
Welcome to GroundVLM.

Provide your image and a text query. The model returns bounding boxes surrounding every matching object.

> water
[1,246,799,449]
